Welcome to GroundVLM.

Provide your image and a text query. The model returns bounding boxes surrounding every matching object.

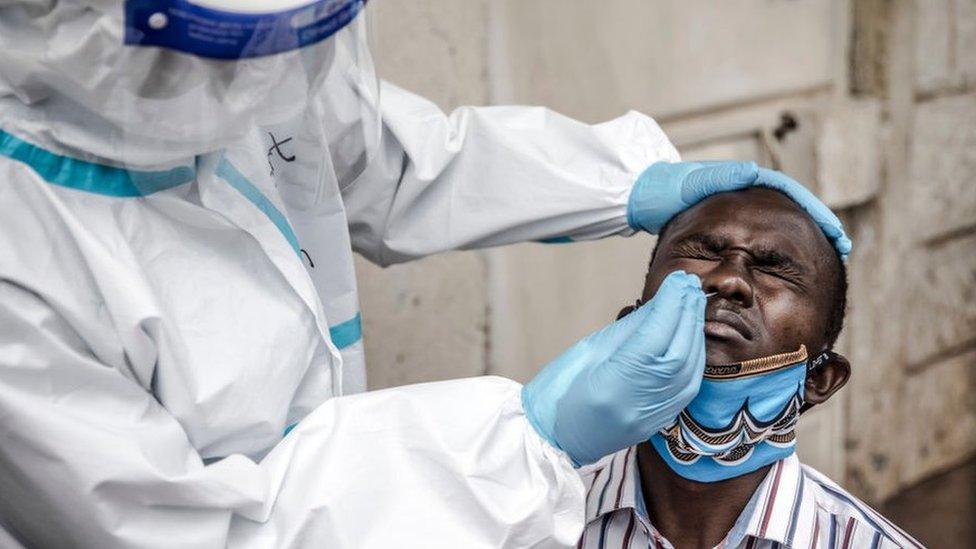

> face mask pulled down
[649,345,815,483]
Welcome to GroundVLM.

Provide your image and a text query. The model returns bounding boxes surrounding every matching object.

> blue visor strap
[215,158,302,256]
[537,236,573,244]
[124,0,367,60]
[329,313,362,350]
[0,128,195,197]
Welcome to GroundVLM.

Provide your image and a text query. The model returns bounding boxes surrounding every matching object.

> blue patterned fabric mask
[649,345,827,482]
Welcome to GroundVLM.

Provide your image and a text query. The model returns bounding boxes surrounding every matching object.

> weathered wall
[841,0,976,501]
[359,1,491,389]
[360,0,975,503]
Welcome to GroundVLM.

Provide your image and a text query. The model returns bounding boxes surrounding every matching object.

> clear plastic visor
[0,0,380,181]
[120,0,381,177]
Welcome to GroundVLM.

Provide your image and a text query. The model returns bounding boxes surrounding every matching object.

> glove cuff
[627,162,688,234]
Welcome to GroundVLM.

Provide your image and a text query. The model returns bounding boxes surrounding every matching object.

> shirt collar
[725,454,812,548]
[580,446,641,521]
[582,449,814,548]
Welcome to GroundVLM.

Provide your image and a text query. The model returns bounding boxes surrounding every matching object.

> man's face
[643,188,838,365]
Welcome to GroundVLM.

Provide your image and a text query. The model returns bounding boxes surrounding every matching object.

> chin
[704,337,755,365]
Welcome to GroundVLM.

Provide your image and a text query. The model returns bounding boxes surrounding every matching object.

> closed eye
[669,234,726,260]
[752,250,807,285]
[755,263,803,282]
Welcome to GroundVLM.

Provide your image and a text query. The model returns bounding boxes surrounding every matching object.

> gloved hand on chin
[522,271,706,467]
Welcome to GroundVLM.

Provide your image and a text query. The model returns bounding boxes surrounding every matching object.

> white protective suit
[0,1,679,547]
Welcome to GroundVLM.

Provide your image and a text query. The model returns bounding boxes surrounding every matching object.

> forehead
[662,188,831,263]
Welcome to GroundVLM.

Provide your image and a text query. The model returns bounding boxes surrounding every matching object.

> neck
[636,442,770,549]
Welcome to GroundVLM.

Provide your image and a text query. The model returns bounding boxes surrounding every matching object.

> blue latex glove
[627,160,760,234]
[627,161,852,261]
[522,271,706,466]
[753,167,852,261]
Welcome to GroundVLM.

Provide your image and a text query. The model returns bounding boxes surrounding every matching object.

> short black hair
[823,255,847,348]
[649,217,848,349]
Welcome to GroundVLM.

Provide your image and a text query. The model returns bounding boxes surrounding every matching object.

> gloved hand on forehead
[626,160,759,234]
[522,270,706,467]
[753,167,852,260]
[626,161,852,261]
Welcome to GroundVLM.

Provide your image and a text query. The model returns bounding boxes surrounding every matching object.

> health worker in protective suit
[0,1,852,547]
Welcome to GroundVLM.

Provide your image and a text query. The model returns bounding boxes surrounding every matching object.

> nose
[702,255,755,308]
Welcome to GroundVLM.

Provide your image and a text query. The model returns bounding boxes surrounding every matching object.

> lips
[704,307,755,341]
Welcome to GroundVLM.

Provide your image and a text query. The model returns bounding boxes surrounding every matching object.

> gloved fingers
[754,167,840,230]
[754,168,852,259]
[661,285,706,367]
[754,167,819,200]
[663,295,707,405]
[622,271,703,358]
[679,161,759,204]
[833,234,853,259]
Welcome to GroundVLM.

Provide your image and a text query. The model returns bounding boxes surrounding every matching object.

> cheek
[757,286,822,349]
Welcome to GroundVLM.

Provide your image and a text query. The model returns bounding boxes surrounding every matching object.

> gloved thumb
[615,270,704,360]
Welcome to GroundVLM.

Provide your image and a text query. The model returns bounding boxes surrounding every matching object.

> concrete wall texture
[360,0,975,504]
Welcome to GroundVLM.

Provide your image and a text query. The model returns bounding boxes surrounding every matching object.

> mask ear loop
[799,348,839,413]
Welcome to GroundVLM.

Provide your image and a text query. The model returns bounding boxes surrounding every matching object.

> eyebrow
[671,232,809,274]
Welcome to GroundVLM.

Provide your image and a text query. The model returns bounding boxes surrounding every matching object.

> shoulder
[799,463,925,548]
[0,154,142,361]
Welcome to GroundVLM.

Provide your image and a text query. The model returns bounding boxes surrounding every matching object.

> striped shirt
[577,447,924,549]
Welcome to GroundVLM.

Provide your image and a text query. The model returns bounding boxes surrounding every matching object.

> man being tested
[574,177,922,549]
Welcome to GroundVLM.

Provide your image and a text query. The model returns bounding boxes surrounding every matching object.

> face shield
[0,0,380,181]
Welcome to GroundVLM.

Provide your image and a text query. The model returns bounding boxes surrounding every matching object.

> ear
[802,352,851,410]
